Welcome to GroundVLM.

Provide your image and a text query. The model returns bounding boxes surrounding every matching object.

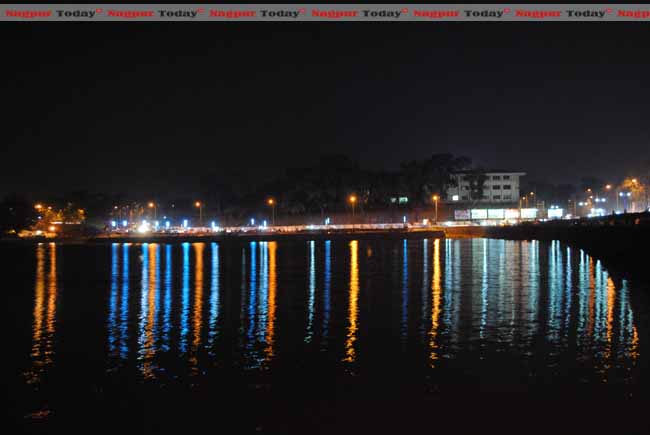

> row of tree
[1,153,472,230]
[2,153,648,232]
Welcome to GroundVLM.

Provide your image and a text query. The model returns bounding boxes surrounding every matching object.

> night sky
[2,23,649,197]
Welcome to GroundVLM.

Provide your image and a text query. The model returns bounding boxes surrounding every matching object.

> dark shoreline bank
[1,228,447,246]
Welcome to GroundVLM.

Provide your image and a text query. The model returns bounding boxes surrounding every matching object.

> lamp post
[348,195,357,223]
[195,201,203,226]
[148,202,157,220]
[432,195,439,223]
[619,192,631,212]
[267,198,276,226]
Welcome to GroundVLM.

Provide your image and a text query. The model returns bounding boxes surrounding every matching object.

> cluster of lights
[548,205,563,219]
[111,218,214,232]
[588,208,606,218]
[137,220,150,233]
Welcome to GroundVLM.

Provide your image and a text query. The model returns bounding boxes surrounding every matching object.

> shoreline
[1,228,448,245]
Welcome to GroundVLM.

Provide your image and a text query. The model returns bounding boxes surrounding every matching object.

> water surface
[6,238,648,434]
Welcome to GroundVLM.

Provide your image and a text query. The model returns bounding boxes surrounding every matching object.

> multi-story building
[446,170,526,204]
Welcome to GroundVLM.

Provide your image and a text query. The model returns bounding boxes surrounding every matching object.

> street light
[267,198,276,226]
[195,201,203,226]
[605,185,612,210]
[348,195,357,221]
[619,191,631,212]
[432,195,439,223]
[148,201,157,220]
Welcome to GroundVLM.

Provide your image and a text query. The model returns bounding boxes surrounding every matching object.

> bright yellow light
[632,178,638,184]
[345,240,359,362]
[48,226,56,232]
[148,202,155,208]
[432,195,439,202]
[348,195,357,204]
[267,198,275,206]
[530,192,535,195]
[605,184,612,190]
[195,201,201,208]
[34,204,43,210]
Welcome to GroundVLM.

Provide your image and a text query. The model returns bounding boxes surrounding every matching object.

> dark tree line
[252,153,472,218]
[5,152,647,233]
[1,153,472,231]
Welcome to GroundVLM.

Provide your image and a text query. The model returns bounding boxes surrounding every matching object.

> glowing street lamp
[148,201,157,220]
[604,184,614,213]
[113,205,123,221]
[619,191,632,212]
[521,195,528,208]
[34,203,43,210]
[432,195,439,223]
[195,201,203,226]
[267,198,276,226]
[348,195,357,221]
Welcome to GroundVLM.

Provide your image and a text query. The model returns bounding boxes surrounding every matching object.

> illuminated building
[446,170,526,203]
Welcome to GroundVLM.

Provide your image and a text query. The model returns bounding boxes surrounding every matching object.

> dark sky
[1,23,649,197]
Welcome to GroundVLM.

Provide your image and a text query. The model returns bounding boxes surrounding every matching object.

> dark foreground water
[4,238,650,434]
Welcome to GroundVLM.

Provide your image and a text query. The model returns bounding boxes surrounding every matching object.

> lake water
[5,238,649,434]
